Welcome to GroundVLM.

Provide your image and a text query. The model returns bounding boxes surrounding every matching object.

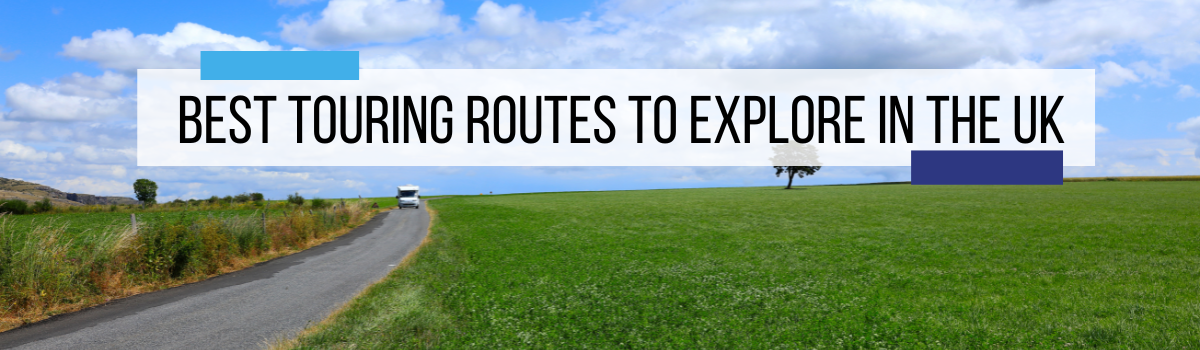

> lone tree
[769,142,821,189]
[133,178,158,205]
[774,166,821,189]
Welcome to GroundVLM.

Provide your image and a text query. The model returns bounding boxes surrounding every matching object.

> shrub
[133,219,195,279]
[287,192,305,206]
[250,192,264,202]
[32,198,54,213]
[195,218,234,274]
[0,199,28,215]
[234,193,252,203]
[208,195,220,204]
[311,198,330,209]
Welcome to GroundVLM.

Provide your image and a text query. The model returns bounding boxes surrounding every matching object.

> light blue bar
[200,51,358,80]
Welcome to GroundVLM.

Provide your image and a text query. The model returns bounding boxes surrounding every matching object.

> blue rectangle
[200,51,358,80]
[912,150,1063,185]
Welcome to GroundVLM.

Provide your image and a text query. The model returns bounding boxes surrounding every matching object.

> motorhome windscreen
[400,190,417,197]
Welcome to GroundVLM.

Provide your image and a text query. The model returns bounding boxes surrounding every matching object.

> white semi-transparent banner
[137,69,1094,166]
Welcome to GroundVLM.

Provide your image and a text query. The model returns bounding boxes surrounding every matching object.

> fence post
[131,213,137,235]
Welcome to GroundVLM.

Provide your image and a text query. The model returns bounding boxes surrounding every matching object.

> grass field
[365,196,399,209]
[289,182,1200,349]
[4,209,273,244]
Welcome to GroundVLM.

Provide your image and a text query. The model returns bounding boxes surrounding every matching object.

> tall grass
[0,219,131,318]
[0,200,377,329]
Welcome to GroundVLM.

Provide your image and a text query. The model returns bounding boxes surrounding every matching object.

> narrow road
[0,203,429,350]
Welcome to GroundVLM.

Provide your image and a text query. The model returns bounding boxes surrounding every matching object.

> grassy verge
[288,182,1200,348]
[0,200,381,331]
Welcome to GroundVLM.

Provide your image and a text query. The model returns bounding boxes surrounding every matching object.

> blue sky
[1,0,1198,200]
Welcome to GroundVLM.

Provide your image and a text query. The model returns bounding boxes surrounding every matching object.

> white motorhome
[396,185,420,209]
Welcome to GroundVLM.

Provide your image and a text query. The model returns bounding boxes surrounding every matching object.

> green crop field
[365,196,399,209]
[3,209,271,241]
[2,208,314,256]
[290,182,1200,349]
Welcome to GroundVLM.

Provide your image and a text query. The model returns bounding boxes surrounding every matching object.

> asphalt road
[0,203,429,350]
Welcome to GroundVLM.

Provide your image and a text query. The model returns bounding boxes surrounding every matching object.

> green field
[290,182,1200,348]
[4,209,270,243]
[365,196,399,209]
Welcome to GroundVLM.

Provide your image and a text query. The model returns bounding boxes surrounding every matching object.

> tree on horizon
[774,166,821,189]
[133,179,158,206]
[770,142,822,189]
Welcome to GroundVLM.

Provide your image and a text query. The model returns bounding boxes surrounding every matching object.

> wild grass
[0,199,379,330]
[0,219,131,319]
[289,182,1200,349]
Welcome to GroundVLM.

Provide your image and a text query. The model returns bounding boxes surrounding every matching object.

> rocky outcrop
[0,177,139,206]
[65,193,140,205]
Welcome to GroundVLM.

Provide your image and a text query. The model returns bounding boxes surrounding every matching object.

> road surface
[0,203,429,350]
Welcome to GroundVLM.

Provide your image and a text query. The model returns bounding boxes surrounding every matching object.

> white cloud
[50,176,132,196]
[1129,60,1170,84]
[967,57,1041,69]
[359,51,421,68]
[1065,137,1198,177]
[56,71,133,99]
[0,140,65,162]
[0,112,18,132]
[1178,85,1199,99]
[280,0,459,48]
[1095,61,1140,96]
[330,0,1200,73]
[122,166,384,199]
[1180,116,1200,134]
[475,1,535,37]
[1021,2,1200,69]
[4,72,134,121]
[1096,124,1109,134]
[73,144,136,164]
[1155,148,1172,166]
[61,22,279,71]
[342,179,369,191]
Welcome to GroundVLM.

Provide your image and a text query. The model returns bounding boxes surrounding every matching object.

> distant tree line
[2,177,342,215]
[164,192,267,207]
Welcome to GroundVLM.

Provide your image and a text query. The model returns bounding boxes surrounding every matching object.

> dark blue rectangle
[200,51,358,80]
[912,150,1062,185]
